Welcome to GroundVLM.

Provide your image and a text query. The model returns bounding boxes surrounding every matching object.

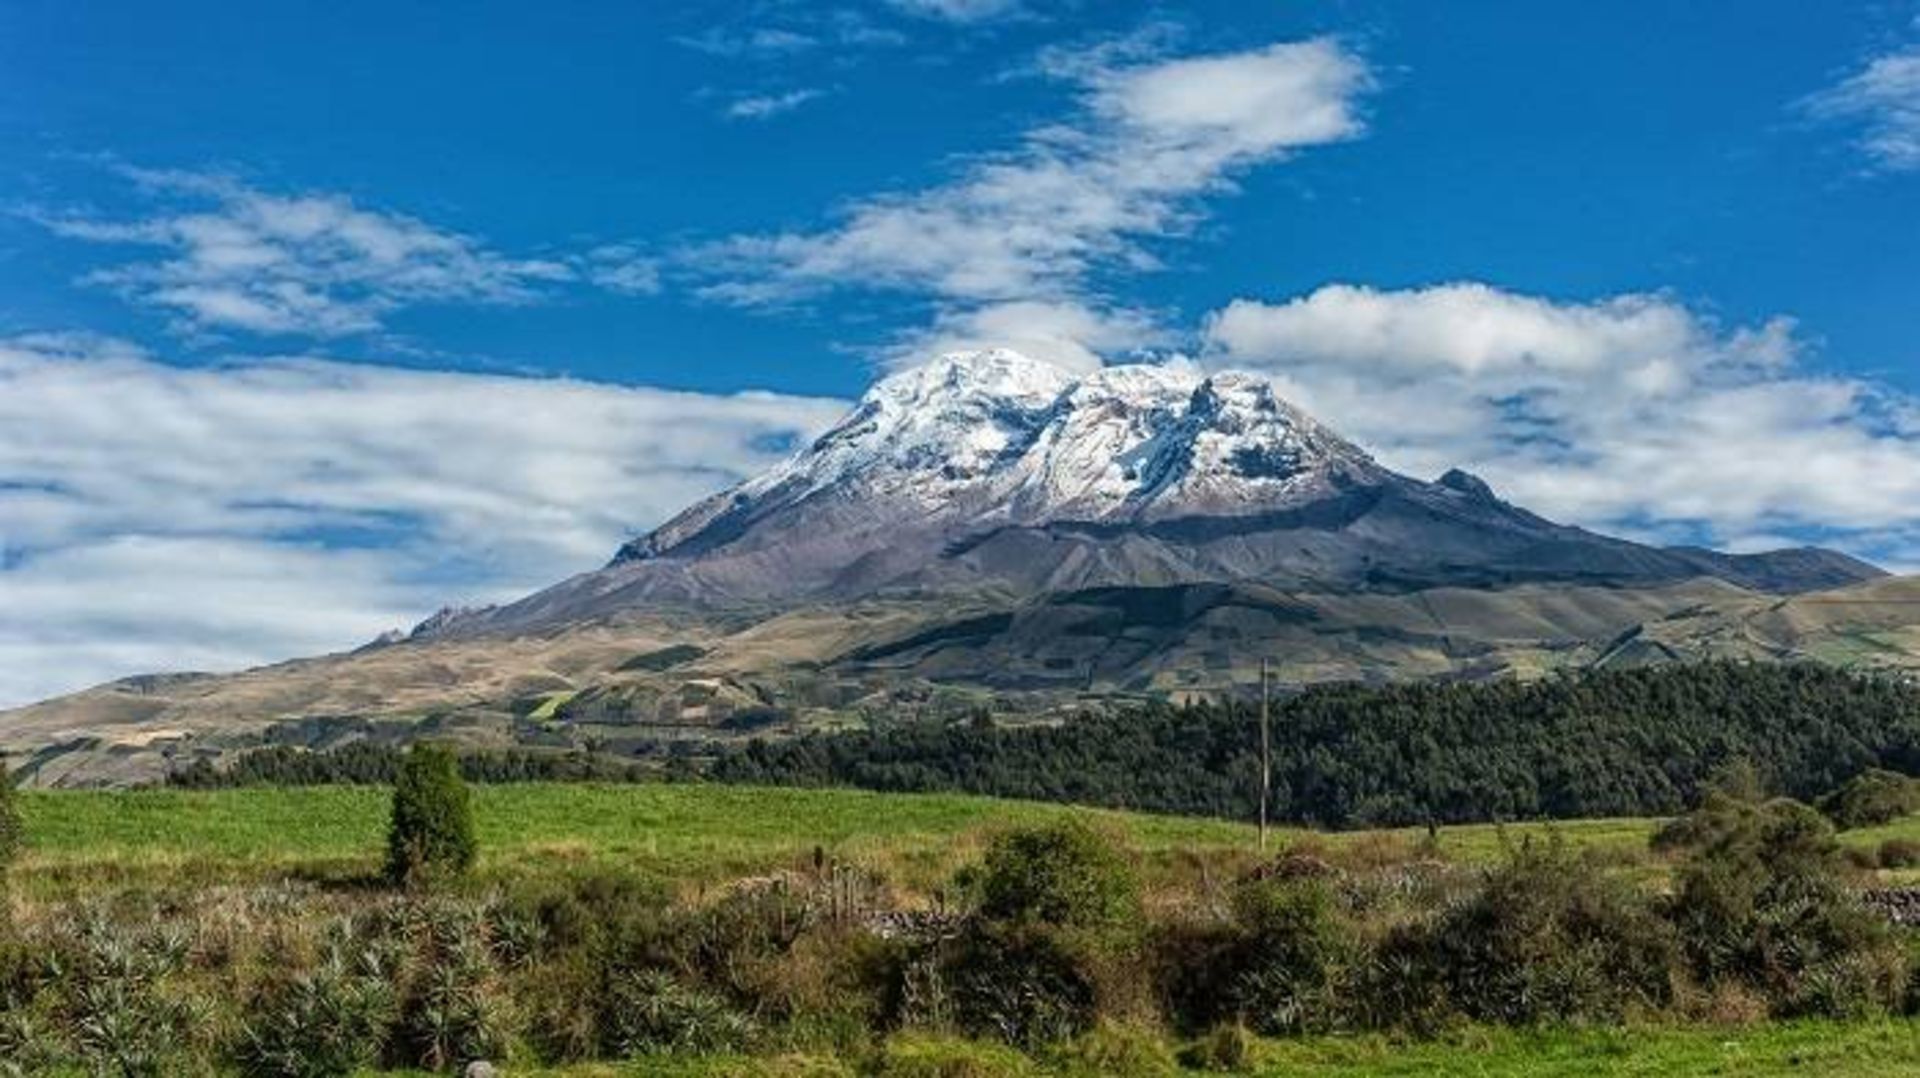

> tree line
[710,662,1920,827]
[169,742,654,788]
[163,662,1920,830]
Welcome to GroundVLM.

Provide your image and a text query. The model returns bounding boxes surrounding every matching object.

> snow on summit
[624,348,1382,562]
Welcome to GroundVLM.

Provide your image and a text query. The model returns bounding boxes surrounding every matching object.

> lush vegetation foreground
[7,773,1920,1074]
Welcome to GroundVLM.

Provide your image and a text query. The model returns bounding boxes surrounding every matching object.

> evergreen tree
[385,741,477,886]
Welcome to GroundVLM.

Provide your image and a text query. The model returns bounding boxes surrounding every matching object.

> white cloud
[576,244,662,295]
[1805,43,1920,171]
[1204,282,1920,559]
[897,299,1165,374]
[885,0,1023,23]
[35,170,575,337]
[675,26,820,58]
[687,37,1372,368]
[678,11,906,57]
[0,333,848,705]
[725,88,827,121]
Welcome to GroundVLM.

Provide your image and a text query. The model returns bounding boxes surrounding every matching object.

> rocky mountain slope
[0,348,1900,786]
[435,350,1879,636]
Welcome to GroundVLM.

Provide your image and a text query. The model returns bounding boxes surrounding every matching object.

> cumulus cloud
[1805,43,1920,172]
[725,88,828,121]
[0,333,848,705]
[1204,282,1920,559]
[688,36,1372,367]
[34,169,573,337]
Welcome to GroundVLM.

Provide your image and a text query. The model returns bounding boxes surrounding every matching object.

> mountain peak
[616,351,1384,566]
[1436,468,1499,502]
[877,348,1074,406]
[453,350,1883,632]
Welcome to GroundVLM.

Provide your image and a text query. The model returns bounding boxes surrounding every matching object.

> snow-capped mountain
[619,349,1381,563]
[436,349,1881,636]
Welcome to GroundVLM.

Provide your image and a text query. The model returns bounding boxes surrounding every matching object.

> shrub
[971,820,1137,931]
[385,742,477,887]
[1666,792,1904,1014]
[1651,759,1766,854]
[1158,877,1357,1035]
[240,954,396,1077]
[505,872,673,1062]
[1819,768,1920,830]
[600,969,755,1057]
[933,820,1145,1049]
[1370,838,1679,1028]
[1881,838,1920,869]
[394,933,515,1070]
[69,980,193,1077]
[943,924,1098,1049]
[674,886,814,1004]
[0,1008,62,1074]
[1221,878,1357,1034]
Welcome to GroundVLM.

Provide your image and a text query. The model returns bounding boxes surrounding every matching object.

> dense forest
[709,663,1920,827]
[173,663,1920,829]
[169,743,654,788]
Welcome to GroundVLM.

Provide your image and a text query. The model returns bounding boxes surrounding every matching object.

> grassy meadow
[27,778,1920,899]
[10,782,1920,1075]
[13,781,1666,897]
[512,1021,1920,1076]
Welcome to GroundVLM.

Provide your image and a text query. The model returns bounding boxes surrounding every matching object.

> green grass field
[421,1020,1920,1076]
[14,782,1670,898]
[17,782,1920,1075]
[26,779,1920,898]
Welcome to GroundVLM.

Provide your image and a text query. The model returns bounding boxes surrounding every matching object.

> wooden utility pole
[1258,657,1271,852]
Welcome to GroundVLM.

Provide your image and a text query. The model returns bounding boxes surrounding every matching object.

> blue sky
[3,1,1920,702]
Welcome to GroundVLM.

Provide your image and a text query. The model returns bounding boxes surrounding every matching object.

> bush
[1820,768,1920,830]
[385,742,477,887]
[1880,838,1920,869]
[1368,839,1679,1028]
[1666,791,1904,1015]
[943,924,1098,1049]
[394,933,514,1070]
[601,969,755,1057]
[930,820,1145,1050]
[240,954,396,1077]
[1159,877,1357,1036]
[970,820,1137,931]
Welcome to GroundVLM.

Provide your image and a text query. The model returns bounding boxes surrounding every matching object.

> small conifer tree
[385,741,476,886]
